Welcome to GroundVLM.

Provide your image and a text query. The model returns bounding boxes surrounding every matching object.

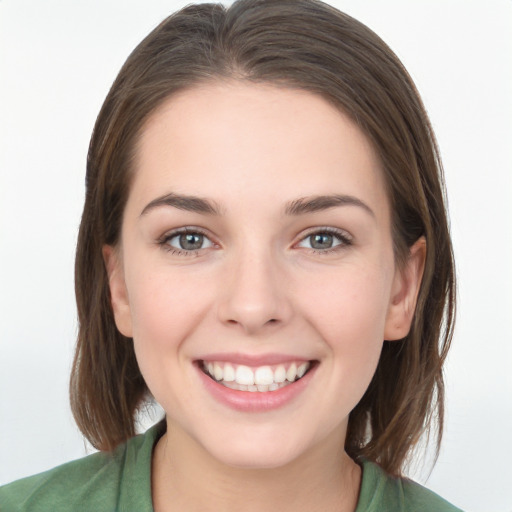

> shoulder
[0,421,164,512]
[357,460,464,512]
[400,477,463,512]
[0,449,122,511]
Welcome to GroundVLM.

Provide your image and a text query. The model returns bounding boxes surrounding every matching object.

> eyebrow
[140,193,222,217]
[140,192,374,218]
[284,194,375,218]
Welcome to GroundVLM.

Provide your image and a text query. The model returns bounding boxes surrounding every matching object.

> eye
[160,229,214,254]
[296,228,352,252]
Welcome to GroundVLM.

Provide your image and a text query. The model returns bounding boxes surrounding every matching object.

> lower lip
[197,363,317,412]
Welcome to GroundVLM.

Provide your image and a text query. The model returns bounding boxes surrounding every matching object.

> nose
[216,246,292,335]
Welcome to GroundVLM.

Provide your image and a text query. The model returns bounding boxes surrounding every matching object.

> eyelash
[157,226,352,256]
[298,227,353,255]
[157,227,214,257]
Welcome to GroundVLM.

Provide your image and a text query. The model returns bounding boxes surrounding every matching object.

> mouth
[200,360,316,393]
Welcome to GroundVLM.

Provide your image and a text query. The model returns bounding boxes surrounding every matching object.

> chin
[196,425,318,470]
[211,444,302,470]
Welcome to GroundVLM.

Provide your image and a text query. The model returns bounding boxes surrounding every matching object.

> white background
[1,1,511,511]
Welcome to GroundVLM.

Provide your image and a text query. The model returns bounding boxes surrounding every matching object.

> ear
[102,245,133,338]
[384,237,426,341]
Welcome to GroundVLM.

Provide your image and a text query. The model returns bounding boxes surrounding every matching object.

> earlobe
[102,245,133,338]
[384,237,426,341]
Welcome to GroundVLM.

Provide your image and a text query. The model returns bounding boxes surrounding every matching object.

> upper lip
[197,352,312,366]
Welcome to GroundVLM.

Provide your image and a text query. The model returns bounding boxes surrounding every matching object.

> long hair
[71,0,455,476]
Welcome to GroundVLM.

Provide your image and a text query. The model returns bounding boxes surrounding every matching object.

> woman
[0,1,461,510]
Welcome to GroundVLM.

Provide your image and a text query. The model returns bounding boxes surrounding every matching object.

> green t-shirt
[0,422,462,511]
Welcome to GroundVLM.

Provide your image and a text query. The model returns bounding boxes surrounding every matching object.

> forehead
[129,81,388,218]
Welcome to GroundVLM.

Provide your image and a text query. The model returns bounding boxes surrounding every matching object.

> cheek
[123,256,213,363]
[298,263,392,384]
[124,265,215,409]
[129,273,203,342]
[300,263,392,338]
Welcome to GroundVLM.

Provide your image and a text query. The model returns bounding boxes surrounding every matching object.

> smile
[201,360,312,392]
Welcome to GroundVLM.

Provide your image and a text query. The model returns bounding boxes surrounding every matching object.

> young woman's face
[106,82,422,469]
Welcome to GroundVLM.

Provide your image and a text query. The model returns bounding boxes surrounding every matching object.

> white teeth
[203,360,312,391]
[223,381,248,391]
[254,366,274,385]
[223,363,235,382]
[286,363,297,382]
[235,365,255,386]
[213,363,223,381]
[274,365,286,383]
[297,362,308,378]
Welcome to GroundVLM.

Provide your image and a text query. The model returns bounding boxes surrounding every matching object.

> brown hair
[71,0,455,476]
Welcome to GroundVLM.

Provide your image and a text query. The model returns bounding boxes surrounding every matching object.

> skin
[104,82,425,512]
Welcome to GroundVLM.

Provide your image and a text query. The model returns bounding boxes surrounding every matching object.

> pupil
[311,233,333,249]
[180,233,203,250]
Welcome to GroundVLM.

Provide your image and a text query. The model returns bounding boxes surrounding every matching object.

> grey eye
[180,233,203,250]
[309,233,335,249]
[297,230,348,251]
[168,232,213,251]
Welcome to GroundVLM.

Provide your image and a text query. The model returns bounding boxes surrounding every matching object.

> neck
[151,420,361,512]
